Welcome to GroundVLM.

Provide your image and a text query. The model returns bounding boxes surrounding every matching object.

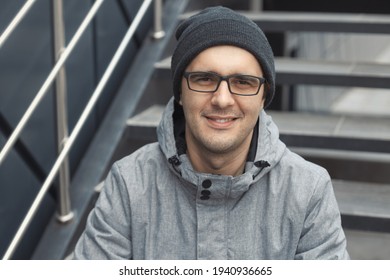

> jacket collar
[157,97,285,186]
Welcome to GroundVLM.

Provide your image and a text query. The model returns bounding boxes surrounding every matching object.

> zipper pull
[254,160,270,168]
[168,155,181,166]
[253,160,270,179]
[168,155,182,175]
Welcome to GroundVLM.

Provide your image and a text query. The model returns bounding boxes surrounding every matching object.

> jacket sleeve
[295,171,350,260]
[72,163,132,259]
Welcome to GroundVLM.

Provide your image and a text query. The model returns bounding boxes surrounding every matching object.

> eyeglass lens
[187,72,261,95]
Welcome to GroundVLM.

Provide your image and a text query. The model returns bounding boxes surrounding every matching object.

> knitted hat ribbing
[171,6,275,108]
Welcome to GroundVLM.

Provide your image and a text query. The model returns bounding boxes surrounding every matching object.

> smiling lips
[205,115,239,128]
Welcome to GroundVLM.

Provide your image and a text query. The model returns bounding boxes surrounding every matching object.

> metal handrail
[0,0,104,165]
[2,0,158,260]
[1,0,104,259]
[0,0,37,49]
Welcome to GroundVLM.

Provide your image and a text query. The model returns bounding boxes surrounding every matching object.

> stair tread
[344,229,390,259]
[333,179,390,219]
[180,11,390,34]
[155,57,390,88]
[127,105,390,141]
[126,105,164,127]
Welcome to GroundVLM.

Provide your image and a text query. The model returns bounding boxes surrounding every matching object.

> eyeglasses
[183,71,266,96]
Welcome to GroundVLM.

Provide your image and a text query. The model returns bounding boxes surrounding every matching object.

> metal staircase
[32,0,390,260]
[2,0,390,259]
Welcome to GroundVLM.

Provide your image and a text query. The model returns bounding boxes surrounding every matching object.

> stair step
[276,58,390,88]
[155,57,390,89]
[291,147,390,184]
[180,11,390,34]
[334,180,390,232]
[125,106,390,232]
[127,105,390,152]
[271,111,390,153]
[345,229,390,259]
[126,105,163,141]
[334,180,390,220]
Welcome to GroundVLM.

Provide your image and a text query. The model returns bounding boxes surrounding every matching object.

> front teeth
[214,119,232,123]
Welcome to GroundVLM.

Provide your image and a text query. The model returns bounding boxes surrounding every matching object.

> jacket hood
[157,97,286,182]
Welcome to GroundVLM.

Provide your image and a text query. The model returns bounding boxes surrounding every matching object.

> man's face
[180,45,265,156]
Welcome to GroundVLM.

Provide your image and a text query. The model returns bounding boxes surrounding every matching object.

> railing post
[250,0,263,12]
[52,0,73,223]
[152,0,165,39]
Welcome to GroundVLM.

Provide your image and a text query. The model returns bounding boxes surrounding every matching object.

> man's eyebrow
[190,70,259,76]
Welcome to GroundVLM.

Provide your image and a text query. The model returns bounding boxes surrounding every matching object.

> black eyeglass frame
[183,71,266,96]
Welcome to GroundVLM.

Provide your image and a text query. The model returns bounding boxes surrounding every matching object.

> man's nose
[210,80,235,108]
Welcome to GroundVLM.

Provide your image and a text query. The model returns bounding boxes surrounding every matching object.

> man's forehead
[186,45,263,75]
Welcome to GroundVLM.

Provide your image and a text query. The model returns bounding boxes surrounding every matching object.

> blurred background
[0,0,389,259]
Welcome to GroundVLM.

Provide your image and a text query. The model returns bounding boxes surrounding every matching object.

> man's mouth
[205,115,239,128]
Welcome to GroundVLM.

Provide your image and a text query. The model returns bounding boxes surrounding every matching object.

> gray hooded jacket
[73,97,349,259]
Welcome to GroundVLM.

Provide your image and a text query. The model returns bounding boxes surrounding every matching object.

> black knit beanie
[171,6,275,108]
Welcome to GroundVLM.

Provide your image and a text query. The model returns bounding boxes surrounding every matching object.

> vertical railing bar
[152,0,165,39]
[2,0,152,260]
[0,0,37,49]
[52,0,73,223]
[0,0,105,166]
[250,0,263,12]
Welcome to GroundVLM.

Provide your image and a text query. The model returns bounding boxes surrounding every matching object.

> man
[73,6,349,259]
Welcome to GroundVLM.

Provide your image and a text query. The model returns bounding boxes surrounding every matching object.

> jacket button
[202,179,212,188]
[200,195,210,200]
[201,190,211,196]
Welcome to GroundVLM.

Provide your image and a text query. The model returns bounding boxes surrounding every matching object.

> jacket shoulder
[112,142,168,188]
[116,142,162,166]
[272,147,332,208]
[280,148,330,180]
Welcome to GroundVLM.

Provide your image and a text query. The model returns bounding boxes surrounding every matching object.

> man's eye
[237,79,250,85]
[231,76,258,87]
[191,74,214,83]
[197,77,211,82]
